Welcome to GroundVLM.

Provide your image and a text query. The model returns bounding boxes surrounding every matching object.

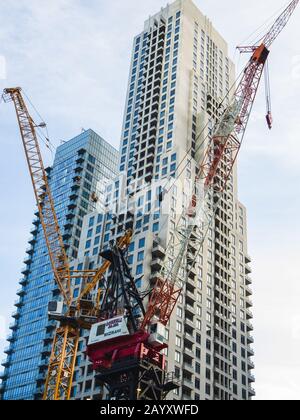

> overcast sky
[0,0,299,400]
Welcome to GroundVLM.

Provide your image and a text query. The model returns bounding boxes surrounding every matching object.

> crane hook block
[266,112,273,130]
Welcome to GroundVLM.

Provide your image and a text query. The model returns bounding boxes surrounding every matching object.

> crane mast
[3,88,72,306]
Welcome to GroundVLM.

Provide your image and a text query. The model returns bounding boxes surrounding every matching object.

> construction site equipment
[3,0,298,402]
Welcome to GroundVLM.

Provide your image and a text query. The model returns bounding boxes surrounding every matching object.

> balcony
[21,266,30,276]
[36,373,46,383]
[30,226,38,236]
[183,362,194,374]
[182,377,194,389]
[77,148,86,156]
[247,322,254,332]
[32,217,40,227]
[66,210,76,220]
[186,276,196,291]
[38,358,50,369]
[248,359,255,370]
[34,386,44,398]
[247,335,254,344]
[186,289,196,301]
[14,298,24,308]
[71,183,80,192]
[26,245,34,255]
[248,347,255,357]
[152,242,165,259]
[16,288,26,297]
[1,358,10,368]
[12,310,21,319]
[245,276,252,285]
[248,373,255,383]
[4,347,13,355]
[41,345,52,356]
[76,157,85,165]
[246,309,253,320]
[184,333,195,347]
[249,387,256,397]
[46,320,57,331]
[245,254,252,264]
[74,165,84,174]
[185,304,195,317]
[44,332,54,343]
[7,333,16,343]
[150,258,163,273]
[0,370,8,381]
[187,265,197,280]
[23,255,33,265]
[245,265,252,275]
[68,201,77,210]
[185,317,195,329]
[9,322,17,331]
[28,236,37,245]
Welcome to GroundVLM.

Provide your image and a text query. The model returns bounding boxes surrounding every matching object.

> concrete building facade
[70,0,255,401]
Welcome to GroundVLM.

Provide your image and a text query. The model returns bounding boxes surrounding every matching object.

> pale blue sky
[0,0,299,400]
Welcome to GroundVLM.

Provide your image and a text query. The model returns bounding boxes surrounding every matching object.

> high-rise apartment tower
[72,0,255,400]
[0,130,119,400]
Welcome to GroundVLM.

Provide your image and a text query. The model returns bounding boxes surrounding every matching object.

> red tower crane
[142,0,299,332]
[87,0,299,400]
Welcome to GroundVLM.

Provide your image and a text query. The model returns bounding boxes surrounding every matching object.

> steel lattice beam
[43,325,80,400]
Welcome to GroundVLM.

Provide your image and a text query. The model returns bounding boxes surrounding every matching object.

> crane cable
[238,1,290,47]
[22,89,56,159]
[133,1,293,263]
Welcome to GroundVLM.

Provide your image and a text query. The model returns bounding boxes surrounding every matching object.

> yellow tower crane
[3,87,132,400]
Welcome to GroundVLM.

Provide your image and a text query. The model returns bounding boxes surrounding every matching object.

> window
[206,384,211,396]
[176,321,182,333]
[176,307,183,318]
[139,238,145,248]
[153,223,159,233]
[136,264,143,275]
[176,336,182,347]
[175,351,181,363]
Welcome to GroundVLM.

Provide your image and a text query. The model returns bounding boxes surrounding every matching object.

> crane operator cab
[88,316,130,346]
[88,315,166,349]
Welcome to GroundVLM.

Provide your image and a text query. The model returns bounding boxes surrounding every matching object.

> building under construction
[1,0,298,401]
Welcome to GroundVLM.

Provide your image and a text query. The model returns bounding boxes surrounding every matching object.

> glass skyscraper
[0,129,118,400]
